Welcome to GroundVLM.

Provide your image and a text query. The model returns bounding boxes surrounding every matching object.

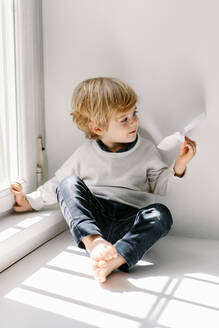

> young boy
[10,77,196,283]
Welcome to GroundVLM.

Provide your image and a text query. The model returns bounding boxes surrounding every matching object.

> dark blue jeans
[56,176,173,272]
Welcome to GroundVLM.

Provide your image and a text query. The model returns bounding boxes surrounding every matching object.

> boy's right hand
[10,182,32,212]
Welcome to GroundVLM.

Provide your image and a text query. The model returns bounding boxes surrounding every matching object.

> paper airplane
[157,112,206,151]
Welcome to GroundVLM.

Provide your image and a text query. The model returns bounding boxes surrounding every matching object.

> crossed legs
[56,176,173,283]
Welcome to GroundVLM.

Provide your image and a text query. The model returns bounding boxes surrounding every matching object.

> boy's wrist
[173,160,186,177]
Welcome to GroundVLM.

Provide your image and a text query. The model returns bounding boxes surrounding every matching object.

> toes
[98,260,107,269]
[92,259,107,270]
[94,267,107,283]
[98,269,107,283]
[92,259,108,283]
[91,260,99,270]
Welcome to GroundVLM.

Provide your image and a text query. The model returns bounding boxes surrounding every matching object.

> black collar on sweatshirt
[96,134,138,153]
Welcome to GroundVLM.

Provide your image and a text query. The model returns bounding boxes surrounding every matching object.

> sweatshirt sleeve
[26,151,77,211]
[147,146,186,196]
[26,176,59,211]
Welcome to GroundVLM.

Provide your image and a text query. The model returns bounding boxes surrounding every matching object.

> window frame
[0,0,45,215]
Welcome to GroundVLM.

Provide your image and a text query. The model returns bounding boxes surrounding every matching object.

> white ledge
[0,205,67,272]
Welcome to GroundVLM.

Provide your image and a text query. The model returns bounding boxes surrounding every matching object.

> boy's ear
[88,121,103,136]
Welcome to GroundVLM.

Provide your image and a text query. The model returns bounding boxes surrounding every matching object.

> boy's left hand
[174,136,196,177]
[177,136,196,164]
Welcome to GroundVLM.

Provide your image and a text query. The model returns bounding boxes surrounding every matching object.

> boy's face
[91,105,139,150]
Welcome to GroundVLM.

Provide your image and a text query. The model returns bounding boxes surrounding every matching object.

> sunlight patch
[184,272,219,284]
[0,227,21,242]
[66,245,85,253]
[19,267,158,318]
[15,216,44,228]
[157,298,219,328]
[47,251,93,276]
[136,259,154,266]
[173,276,219,308]
[5,287,139,328]
[128,275,171,293]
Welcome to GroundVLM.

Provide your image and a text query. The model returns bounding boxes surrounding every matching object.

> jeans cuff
[72,221,102,249]
[114,239,138,272]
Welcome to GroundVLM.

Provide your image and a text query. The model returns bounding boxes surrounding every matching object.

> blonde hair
[70,77,138,139]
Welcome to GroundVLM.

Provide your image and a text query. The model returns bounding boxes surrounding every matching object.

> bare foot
[82,235,126,283]
[92,256,126,283]
[90,239,118,262]
[82,235,118,261]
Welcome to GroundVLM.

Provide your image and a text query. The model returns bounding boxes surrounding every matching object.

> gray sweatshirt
[26,133,185,211]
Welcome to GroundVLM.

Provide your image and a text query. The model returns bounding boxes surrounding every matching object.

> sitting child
[10,77,196,283]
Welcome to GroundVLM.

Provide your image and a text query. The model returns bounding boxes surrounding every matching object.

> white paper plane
[157,112,206,151]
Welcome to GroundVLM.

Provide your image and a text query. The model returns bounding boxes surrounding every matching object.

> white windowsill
[0,205,67,273]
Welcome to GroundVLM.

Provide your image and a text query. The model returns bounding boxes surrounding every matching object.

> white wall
[42,0,219,240]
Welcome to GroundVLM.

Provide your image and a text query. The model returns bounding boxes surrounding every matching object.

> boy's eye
[120,110,138,123]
